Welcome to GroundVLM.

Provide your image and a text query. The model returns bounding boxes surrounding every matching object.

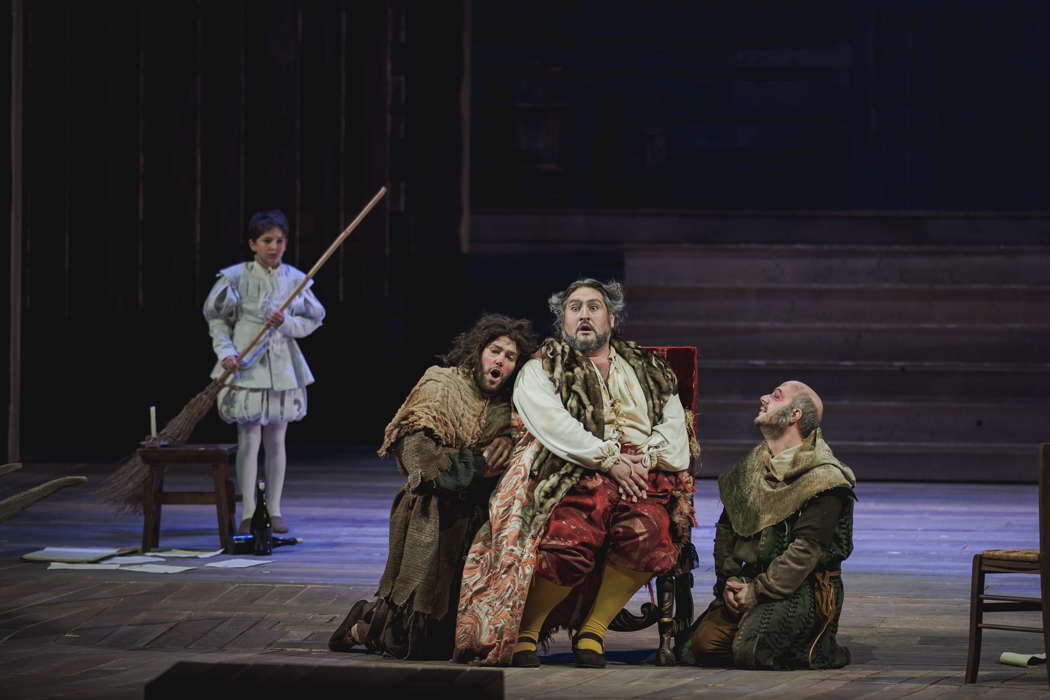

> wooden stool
[137,444,237,553]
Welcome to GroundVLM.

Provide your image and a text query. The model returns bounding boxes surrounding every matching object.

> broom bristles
[99,378,226,511]
[98,452,152,512]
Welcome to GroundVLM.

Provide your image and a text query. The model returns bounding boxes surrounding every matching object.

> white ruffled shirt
[203,261,325,391]
[513,346,690,472]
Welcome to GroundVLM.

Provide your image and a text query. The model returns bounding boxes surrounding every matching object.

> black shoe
[328,599,367,652]
[572,632,606,668]
[510,635,541,668]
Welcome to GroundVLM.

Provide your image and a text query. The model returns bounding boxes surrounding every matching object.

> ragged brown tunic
[360,366,512,659]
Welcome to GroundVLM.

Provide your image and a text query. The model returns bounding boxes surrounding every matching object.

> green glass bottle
[250,480,273,555]
[227,534,302,554]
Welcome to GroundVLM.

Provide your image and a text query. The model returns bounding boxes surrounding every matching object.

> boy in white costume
[202,210,325,534]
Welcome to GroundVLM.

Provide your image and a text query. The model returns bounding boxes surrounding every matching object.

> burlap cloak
[717,428,855,537]
[368,365,511,658]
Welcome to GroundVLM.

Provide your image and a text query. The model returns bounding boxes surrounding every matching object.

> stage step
[630,283,1050,325]
[700,398,1045,446]
[696,359,1050,401]
[472,210,1050,247]
[625,244,1050,286]
[621,243,1050,482]
[699,440,1039,483]
[633,320,1050,364]
[464,233,1050,481]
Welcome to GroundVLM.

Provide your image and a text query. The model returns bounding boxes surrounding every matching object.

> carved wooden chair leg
[964,554,985,683]
[654,574,677,666]
[673,570,695,658]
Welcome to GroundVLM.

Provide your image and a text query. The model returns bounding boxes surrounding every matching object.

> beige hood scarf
[378,366,494,461]
[717,428,856,537]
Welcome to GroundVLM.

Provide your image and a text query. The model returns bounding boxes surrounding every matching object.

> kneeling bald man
[680,380,855,670]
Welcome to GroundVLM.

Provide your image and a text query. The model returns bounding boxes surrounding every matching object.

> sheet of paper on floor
[23,546,136,563]
[1000,651,1047,667]
[144,549,224,558]
[47,562,121,570]
[120,563,197,574]
[206,559,271,568]
[109,555,159,565]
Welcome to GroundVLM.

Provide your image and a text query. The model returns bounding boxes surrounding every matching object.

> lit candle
[149,406,157,438]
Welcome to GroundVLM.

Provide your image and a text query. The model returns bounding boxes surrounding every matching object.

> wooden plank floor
[0,447,1047,698]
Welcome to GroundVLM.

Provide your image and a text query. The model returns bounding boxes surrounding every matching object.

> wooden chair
[964,442,1050,686]
[608,345,699,666]
[137,443,238,553]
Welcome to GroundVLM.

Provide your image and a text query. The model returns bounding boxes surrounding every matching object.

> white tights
[236,421,288,520]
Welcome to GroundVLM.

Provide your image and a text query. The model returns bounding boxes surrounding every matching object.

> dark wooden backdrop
[472,0,1050,210]
[6,0,1050,462]
[8,0,472,460]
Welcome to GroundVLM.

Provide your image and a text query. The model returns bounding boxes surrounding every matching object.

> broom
[101,187,387,510]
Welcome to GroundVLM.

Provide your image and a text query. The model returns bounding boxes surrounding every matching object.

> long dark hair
[440,314,539,375]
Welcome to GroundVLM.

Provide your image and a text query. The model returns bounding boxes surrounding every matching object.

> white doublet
[203,261,325,391]
[203,261,325,425]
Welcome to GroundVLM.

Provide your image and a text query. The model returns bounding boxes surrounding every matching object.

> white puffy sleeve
[275,282,325,339]
[512,359,621,471]
[638,393,690,472]
[202,274,240,361]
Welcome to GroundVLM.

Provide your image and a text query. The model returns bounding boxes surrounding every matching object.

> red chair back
[642,346,698,415]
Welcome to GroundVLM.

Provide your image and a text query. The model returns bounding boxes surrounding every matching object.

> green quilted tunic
[732,494,853,669]
[681,429,856,670]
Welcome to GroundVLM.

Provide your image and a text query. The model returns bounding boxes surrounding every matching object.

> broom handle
[217,186,387,383]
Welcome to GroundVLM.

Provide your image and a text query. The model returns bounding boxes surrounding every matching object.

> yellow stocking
[513,577,572,654]
[576,564,653,653]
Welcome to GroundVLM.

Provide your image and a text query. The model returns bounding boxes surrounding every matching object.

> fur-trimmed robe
[454,337,697,666]
[358,366,511,659]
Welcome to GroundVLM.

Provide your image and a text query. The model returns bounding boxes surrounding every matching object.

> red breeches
[535,470,678,587]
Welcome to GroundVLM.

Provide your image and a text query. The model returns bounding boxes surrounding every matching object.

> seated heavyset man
[328,314,537,659]
[454,279,698,668]
[680,381,855,670]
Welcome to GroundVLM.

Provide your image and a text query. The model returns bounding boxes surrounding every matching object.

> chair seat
[981,548,1039,563]
[965,443,1050,687]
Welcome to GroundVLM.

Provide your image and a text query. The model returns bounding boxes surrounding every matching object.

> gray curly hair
[547,278,626,337]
